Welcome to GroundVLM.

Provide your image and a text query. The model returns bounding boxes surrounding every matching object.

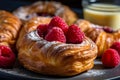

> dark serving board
[0,59,120,80]
[0,0,120,80]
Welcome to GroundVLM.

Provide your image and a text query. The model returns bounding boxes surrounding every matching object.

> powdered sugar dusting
[41,41,59,54]
[55,7,64,16]
[79,59,106,77]
[13,7,29,20]
[27,31,42,41]
[84,69,105,76]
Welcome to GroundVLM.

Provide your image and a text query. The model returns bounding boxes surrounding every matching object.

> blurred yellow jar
[84,4,120,30]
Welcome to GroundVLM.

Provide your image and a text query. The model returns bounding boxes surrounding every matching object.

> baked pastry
[13,1,77,25]
[0,10,21,68]
[75,20,120,57]
[0,10,21,49]
[16,17,97,76]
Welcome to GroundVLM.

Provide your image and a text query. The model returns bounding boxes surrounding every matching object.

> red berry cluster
[0,46,16,68]
[102,26,114,33]
[102,42,120,68]
[37,16,85,44]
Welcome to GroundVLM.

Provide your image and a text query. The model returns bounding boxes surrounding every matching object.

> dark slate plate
[0,59,120,80]
[0,0,120,80]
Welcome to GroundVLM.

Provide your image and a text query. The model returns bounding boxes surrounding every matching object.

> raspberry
[102,49,120,68]
[37,24,48,38]
[45,27,66,43]
[48,16,68,34]
[102,26,114,33]
[110,42,120,55]
[0,45,16,68]
[66,24,85,44]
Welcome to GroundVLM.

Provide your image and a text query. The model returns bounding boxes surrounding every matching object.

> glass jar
[82,0,120,30]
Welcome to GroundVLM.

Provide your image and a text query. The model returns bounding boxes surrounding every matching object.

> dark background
[0,0,83,18]
[0,0,119,18]
[0,0,119,15]
[0,0,82,12]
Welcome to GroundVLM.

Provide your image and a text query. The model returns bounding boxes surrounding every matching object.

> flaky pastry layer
[13,1,77,25]
[16,17,97,76]
[76,20,120,57]
[0,10,21,49]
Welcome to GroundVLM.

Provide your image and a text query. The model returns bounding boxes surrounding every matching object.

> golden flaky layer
[16,17,97,76]
[0,10,21,48]
[13,1,77,25]
[76,20,120,57]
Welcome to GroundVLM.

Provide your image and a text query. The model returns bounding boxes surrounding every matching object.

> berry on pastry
[0,46,15,68]
[13,1,78,25]
[76,20,120,57]
[102,49,120,68]
[110,42,120,55]
[45,27,66,43]
[66,24,85,44]
[16,17,97,76]
[37,24,48,38]
[102,26,114,33]
[48,16,68,34]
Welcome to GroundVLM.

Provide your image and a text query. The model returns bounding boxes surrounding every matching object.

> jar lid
[87,3,120,12]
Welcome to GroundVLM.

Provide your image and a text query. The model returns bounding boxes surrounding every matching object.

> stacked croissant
[0,1,120,76]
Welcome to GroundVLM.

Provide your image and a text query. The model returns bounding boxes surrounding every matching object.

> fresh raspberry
[48,16,68,34]
[102,26,114,33]
[0,45,16,68]
[66,24,85,44]
[102,49,120,68]
[45,27,66,43]
[110,42,120,55]
[37,24,48,38]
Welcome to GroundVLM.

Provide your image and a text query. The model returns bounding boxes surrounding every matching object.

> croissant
[16,17,97,76]
[0,10,21,49]
[76,20,120,57]
[13,1,77,25]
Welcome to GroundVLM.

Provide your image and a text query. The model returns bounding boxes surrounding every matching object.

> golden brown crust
[76,20,120,57]
[13,1,77,25]
[16,17,97,76]
[0,10,21,49]
[16,17,51,50]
